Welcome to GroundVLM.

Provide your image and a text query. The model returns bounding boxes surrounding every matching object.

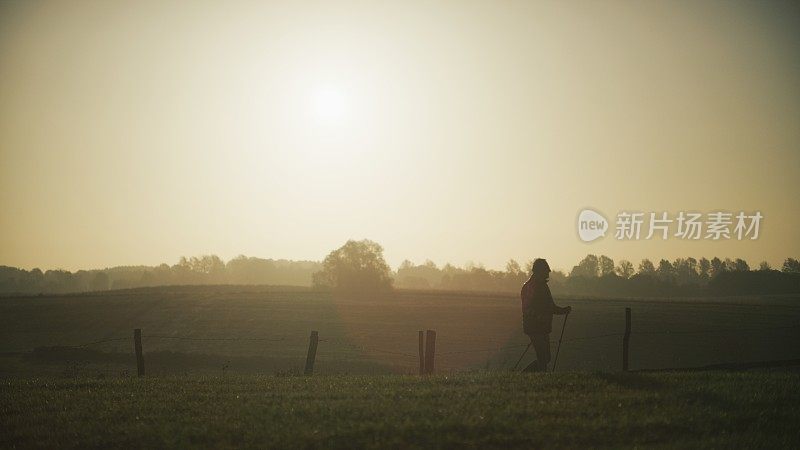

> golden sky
[1,0,799,272]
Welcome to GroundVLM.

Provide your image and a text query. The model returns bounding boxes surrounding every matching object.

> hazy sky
[1,0,799,272]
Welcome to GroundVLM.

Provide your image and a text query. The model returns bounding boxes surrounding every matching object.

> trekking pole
[551,311,570,372]
[513,341,533,370]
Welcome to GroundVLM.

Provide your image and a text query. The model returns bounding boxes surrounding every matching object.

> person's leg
[531,333,551,371]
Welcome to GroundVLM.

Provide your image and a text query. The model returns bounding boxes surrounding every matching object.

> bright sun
[311,87,349,124]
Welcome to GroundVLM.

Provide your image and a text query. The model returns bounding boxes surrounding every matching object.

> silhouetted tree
[190,255,225,279]
[723,258,736,272]
[783,258,800,273]
[710,257,724,277]
[615,260,635,279]
[395,259,444,289]
[505,259,523,277]
[638,259,656,275]
[599,255,615,277]
[313,239,393,292]
[657,259,675,282]
[698,258,711,280]
[570,254,599,278]
[674,257,700,285]
[758,261,771,271]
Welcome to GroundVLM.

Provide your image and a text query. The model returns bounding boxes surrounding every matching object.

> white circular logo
[577,209,608,242]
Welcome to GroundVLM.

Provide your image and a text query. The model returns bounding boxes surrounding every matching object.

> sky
[1,0,799,273]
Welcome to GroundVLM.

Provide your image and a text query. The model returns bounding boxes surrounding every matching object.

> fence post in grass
[623,308,631,371]
[134,328,145,377]
[424,330,436,375]
[304,330,319,375]
[418,330,425,375]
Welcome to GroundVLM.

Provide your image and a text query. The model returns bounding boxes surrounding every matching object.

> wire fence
[321,338,419,359]
[142,335,289,342]
[6,317,800,375]
[58,323,798,353]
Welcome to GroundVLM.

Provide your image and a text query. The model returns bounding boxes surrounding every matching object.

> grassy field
[1,286,799,377]
[2,370,799,448]
[1,287,799,448]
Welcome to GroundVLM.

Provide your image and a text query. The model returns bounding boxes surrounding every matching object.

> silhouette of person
[520,258,571,372]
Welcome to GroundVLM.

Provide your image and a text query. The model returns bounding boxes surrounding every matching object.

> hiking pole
[551,311,570,372]
[513,341,533,370]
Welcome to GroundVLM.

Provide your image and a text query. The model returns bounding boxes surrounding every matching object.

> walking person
[520,258,571,372]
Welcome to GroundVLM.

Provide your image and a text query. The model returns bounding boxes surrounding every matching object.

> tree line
[1,239,799,297]
[0,255,321,295]
[394,254,800,296]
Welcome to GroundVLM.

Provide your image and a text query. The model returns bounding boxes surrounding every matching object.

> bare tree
[615,260,635,279]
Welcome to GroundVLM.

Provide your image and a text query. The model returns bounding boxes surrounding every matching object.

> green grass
[2,370,799,449]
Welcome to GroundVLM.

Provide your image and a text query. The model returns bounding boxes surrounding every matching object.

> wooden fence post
[304,330,319,375]
[424,330,436,375]
[623,308,631,371]
[134,328,144,377]
[418,331,425,375]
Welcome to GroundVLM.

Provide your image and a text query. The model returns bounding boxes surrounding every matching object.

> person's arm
[546,284,571,315]
[553,304,572,315]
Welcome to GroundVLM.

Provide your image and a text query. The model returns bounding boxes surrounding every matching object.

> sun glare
[311,87,349,124]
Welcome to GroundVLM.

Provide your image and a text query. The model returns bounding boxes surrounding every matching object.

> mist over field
[2,1,800,273]
[2,242,799,297]
[2,1,800,448]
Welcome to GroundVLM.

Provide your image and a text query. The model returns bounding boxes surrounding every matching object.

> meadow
[0,286,798,376]
[1,286,799,448]
[2,370,799,448]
